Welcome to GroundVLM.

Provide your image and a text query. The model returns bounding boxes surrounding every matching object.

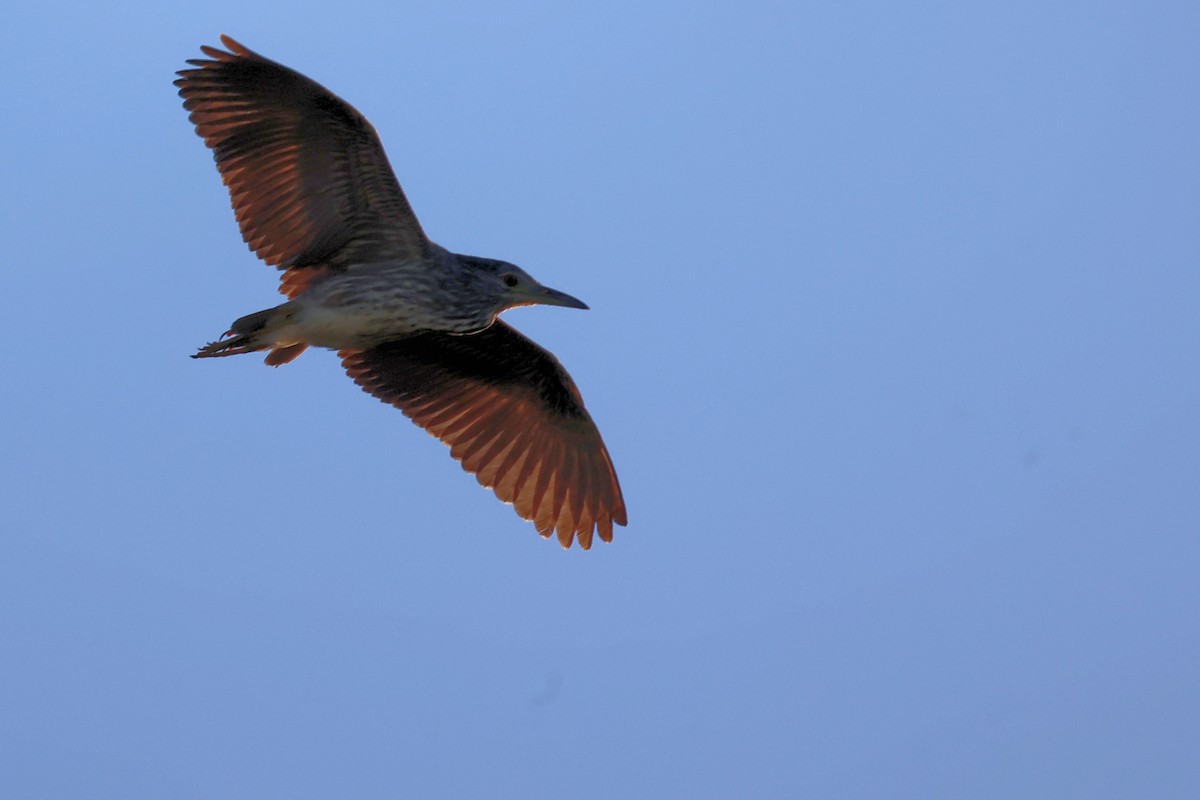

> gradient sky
[3,2,1198,798]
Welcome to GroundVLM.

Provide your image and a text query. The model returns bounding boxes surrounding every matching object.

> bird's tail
[193,306,308,365]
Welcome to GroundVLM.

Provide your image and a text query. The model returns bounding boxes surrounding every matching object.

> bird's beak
[531,285,589,310]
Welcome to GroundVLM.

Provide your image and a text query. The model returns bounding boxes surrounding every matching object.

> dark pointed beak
[535,285,589,310]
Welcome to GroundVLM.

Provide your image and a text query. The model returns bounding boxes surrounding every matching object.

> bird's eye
[501,273,519,288]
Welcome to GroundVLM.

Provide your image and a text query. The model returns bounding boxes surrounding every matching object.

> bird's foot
[192,331,255,359]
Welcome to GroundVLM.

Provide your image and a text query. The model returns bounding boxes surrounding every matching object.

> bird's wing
[340,322,627,549]
[175,35,430,295]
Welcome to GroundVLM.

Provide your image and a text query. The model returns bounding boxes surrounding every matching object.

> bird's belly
[289,266,490,348]
[293,302,427,348]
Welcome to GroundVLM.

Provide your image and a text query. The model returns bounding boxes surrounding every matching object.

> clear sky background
[2,1,1197,797]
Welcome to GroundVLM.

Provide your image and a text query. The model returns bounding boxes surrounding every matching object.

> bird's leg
[192,304,304,362]
[193,331,261,358]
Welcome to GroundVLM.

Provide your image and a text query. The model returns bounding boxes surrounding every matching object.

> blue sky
[2,1,1198,797]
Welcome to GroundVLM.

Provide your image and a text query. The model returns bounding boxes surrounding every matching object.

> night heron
[177,36,626,549]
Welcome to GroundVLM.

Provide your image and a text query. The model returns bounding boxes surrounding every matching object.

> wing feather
[339,322,626,549]
[176,35,431,297]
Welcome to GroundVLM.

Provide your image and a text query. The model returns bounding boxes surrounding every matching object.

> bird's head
[467,257,589,315]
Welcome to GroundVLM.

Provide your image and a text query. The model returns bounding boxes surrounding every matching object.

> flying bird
[177,36,626,549]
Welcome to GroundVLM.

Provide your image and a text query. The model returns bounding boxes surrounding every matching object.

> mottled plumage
[177,36,626,548]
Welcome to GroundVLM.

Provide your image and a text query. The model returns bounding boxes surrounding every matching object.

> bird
[176,35,626,549]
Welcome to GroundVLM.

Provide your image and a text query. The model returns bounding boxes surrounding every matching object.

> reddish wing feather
[175,35,430,287]
[340,322,626,549]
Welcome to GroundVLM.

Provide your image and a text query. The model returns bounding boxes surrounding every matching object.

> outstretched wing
[341,322,627,549]
[176,35,430,293]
